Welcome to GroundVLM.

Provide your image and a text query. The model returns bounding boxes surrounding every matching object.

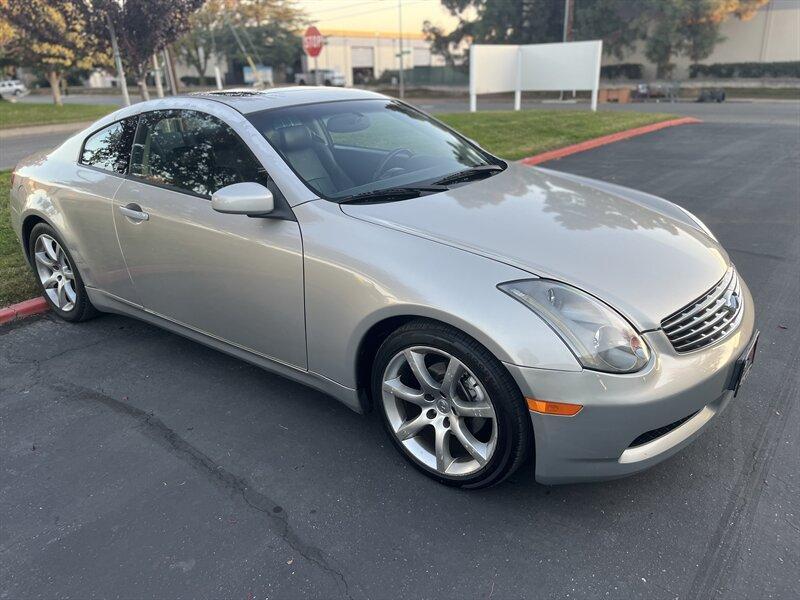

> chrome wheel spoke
[64,282,77,303]
[451,418,489,466]
[396,413,429,441]
[404,349,439,393]
[56,280,67,307]
[434,426,454,473]
[383,376,426,406]
[34,251,56,269]
[451,397,495,419]
[41,273,59,289]
[440,356,464,398]
[42,237,59,262]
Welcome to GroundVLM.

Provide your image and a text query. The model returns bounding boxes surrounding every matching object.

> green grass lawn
[437,110,676,160]
[0,102,115,129]
[0,171,39,306]
[0,108,677,308]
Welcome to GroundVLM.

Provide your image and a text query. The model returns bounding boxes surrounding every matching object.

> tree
[1,0,108,105]
[572,0,650,60]
[0,3,16,76]
[424,0,565,65]
[206,0,307,83]
[174,0,226,81]
[425,0,770,77]
[423,0,647,64]
[644,0,770,78]
[95,0,205,99]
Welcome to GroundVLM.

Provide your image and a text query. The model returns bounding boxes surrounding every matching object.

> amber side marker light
[526,398,583,416]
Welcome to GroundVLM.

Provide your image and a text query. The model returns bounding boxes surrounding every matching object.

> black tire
[28,222,98,322]
[372,319,532,489]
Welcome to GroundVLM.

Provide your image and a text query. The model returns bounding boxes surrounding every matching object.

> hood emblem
[722,290,740,315]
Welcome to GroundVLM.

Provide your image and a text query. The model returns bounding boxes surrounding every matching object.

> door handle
[119,204,149,222]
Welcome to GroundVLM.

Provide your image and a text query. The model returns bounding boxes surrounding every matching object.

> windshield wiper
[338,186,444,204]
[433,164,504,186]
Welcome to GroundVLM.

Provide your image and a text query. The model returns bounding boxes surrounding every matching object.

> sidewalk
[0,120,93,139]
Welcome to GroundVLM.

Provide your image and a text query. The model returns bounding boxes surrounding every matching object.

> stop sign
[303,26,323,58]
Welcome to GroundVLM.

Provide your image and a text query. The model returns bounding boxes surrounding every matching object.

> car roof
[188,86,388,114]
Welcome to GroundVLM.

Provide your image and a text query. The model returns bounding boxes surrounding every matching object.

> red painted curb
[519,117,702,166]
[0,297,48,325]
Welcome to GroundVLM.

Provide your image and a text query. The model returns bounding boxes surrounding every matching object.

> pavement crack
[50,380,357,600]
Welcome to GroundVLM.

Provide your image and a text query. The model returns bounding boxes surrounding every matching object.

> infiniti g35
[9,88,758,488]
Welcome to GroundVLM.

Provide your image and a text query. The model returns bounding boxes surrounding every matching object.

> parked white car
[0,79,28,100]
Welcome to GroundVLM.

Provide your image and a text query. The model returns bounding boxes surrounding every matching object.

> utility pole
[560,0,574,101]
[397,0,408,98]
[163,48,178,95]
[211,27,223,89]
[107,13,131,106]
[152,55,164,98]
[562,0,573,43]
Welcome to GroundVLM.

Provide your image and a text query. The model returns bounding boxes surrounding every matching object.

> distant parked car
[295,69,346,87]
[697,88,726,103]
[0,79,28,100]
[633,82,680,102]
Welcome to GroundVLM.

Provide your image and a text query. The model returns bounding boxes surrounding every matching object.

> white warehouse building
[300,29,448,87]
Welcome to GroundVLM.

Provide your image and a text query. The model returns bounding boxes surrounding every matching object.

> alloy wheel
[33,234,77,312]
[381,346,498,476]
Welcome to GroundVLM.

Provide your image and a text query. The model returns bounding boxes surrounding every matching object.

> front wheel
[372,320,532,488]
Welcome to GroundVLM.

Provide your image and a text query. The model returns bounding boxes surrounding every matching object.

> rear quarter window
[80,117,138,175]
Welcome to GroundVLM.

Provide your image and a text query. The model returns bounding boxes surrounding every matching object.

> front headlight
[498,279,650,373]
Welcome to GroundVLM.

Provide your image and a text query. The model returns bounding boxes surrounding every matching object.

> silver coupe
[10,87,758,488]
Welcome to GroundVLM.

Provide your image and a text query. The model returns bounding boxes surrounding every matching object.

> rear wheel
[372,320,532,488]
[28,223,98,322]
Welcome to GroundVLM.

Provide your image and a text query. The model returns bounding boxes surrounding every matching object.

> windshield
[246,99,502,201]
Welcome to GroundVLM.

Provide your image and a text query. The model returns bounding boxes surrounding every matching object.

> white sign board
[469,40,603,112]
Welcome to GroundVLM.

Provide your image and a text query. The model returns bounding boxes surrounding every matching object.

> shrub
[180,76,218,87]
[601,64,643,80]
[689,61,800,79]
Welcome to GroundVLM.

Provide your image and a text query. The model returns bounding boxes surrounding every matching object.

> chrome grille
[661,268,743,353]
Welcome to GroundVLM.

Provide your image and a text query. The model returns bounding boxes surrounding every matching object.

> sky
[295,0,461,35]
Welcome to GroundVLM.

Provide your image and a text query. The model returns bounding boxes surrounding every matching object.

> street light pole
[152,55,164,98]
[398,0,404,99]
[560,0,574,101]
[106,13,131,106]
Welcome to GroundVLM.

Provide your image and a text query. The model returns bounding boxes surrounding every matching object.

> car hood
[340,163,730,330]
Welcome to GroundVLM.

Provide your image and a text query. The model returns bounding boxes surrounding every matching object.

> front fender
[295,200,580,390]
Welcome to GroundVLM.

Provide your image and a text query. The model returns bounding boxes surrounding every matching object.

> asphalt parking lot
[2,105,798,599]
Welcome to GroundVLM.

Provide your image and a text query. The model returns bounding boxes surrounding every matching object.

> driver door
[113,109,306,368]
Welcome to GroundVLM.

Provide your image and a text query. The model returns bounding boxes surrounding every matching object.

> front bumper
[504,280,756,485]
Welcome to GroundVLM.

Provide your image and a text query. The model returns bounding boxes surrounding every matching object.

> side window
[80,117,138,174]
[129,110,269,197]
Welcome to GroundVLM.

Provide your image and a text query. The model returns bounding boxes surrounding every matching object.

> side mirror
[212,182,274,216]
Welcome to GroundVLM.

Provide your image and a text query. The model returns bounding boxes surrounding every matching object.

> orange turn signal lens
[526,398,583,416]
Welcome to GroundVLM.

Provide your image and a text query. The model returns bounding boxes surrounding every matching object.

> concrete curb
[0,297,48,325]
[519,117,702,166]
[0,121,93,139]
